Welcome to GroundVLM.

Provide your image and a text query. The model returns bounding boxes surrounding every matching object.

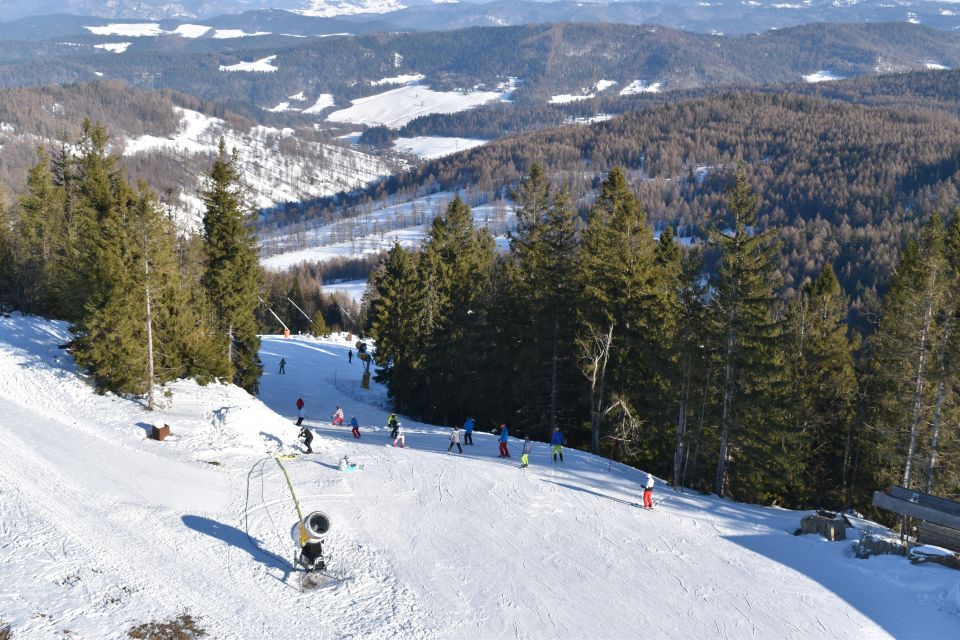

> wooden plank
[919,522,960,553]
[872,492,960,530]
[886,485,960,517]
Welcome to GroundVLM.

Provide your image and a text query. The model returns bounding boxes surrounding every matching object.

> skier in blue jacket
[551,427,565,463]
[498,424,510,457]
[463,417,475,445]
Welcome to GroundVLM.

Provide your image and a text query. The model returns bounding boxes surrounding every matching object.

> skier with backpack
[520,435,533,468]
[331,406,345,426]
[498,424,510,457]
[388,414,399,439]
[448,426,463,454]
[295,398,305,426]
[463,417,475,445]
[350,416,361,438]
[551,427,565,463]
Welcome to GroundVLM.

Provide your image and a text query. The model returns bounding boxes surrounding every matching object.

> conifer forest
[2,123,959,516]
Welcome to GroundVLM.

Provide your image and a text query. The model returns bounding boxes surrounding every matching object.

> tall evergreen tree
[784,265,857,507]
[709,165,793,502]
[416,196,496,423]
[507,166,582,438]
[201,139,262,393]
[368,242,424,410]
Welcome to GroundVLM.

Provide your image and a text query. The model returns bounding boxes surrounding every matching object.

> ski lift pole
[258,296,290,334]
[287,297,313,324]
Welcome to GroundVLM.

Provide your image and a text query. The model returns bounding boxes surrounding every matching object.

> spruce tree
[507,166,582,439]
[368,242,424,410]
[201,139,262,393]
[709,165,792,502]
[783,265,857,506]
[416,196,496,423]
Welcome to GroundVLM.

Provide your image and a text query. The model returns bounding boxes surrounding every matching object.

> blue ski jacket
[551,431,565,446]
[499,427,509,442]
[463,418,475,433]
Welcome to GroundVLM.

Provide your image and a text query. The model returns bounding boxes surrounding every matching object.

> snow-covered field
[326,83,510,128]
[620,80,663,95]
[1,314,959,638]
[803,70,844,83]
[392,136,488,159]
[220,55,279,73]
[260,192,515,269]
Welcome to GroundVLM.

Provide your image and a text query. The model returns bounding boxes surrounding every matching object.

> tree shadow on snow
[181,515,291,577]
[541,479,640,508]
[724,532,959,638]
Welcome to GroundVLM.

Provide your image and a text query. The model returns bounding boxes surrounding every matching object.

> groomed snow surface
[327,83,508,128]
[2,315,959,638]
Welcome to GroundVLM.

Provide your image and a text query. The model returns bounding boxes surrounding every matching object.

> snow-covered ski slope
[1,315,958,639]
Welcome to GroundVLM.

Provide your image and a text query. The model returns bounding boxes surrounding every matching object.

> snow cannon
[294,510,332,546]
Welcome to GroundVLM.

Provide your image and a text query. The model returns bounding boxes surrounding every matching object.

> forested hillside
[377,92,960,304]
[2,22,959,112]
[364,165,960,512]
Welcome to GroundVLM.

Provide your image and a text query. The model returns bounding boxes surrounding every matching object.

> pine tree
[368,242,424,411]
[578,167,660,453]
[11,146,63,313]
[201,139,262,393]
[709,165,792,502]
[507,166,582,439]
[784,265,857,507]
[862,215,950,497]
[311,310,328,337]
[416,196,496,423]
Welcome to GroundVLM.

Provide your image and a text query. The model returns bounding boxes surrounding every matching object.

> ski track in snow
[1,316,959,638]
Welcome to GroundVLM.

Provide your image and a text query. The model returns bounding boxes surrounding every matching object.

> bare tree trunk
[549,310,560,433]
[674,350,692,490]
[925,314,950,493]
[144,258,155,411]
[903,301,933,490]
[715,308,737,497]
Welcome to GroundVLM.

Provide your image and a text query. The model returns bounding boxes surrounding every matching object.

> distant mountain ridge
[0,0,959,35]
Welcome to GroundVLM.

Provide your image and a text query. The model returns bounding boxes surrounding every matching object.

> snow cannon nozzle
[303,511,331,541]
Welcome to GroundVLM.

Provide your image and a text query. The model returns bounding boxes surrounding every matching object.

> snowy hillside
[1,314,959,638]
[122,107,392,225]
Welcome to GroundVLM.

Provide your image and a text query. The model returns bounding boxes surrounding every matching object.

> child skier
[339,455,359,472]
[298,426,314,454]
[392,422,406,448]
[350,416,361,438]
[331,406,345,426]
[520,435,533,468]
[551,427,565,463]
[643,473,655,509]
[463,417,475,445]
[388,414,399,439]
[348,350,353,363]
[498,424,510,457]
[448,426,463,454]
[295,398,305,426]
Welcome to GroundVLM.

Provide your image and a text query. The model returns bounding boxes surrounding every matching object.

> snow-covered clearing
[219,55,279,73]
[392,136,487,159]
[1,314,959,638]
[926,62,950,70]
[326,83,508,128]
[302,94,336,114]
[295,0,406,18]
[803,70,844,83]
[171,24,212,38]
[322,279,368,302]
[212,29,272,39]
[123,107,390,215]
[93,42,131,53]
[372,73,425,86]
[620,80,663,95]
[550,93,593,104]
[84,23,164,37]
[260,193,514,269]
